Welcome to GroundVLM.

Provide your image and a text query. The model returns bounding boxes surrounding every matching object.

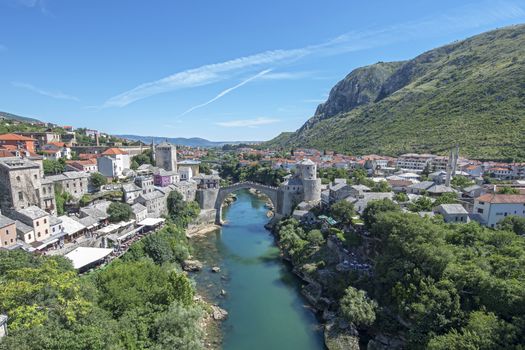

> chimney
[95,133,100,147]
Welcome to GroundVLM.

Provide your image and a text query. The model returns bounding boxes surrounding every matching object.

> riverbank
[269,219,363,350]
[189,190,324,350]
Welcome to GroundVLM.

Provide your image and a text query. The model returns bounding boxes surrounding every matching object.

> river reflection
[191,189,325,350]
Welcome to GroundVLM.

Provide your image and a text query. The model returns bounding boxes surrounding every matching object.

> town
[0,117,525,347]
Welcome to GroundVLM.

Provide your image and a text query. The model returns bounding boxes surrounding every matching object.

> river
[191,189,325,350]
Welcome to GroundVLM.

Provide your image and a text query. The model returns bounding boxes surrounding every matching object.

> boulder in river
[211,266,221,273]
[211,305,228,320]
[182,259,203,272]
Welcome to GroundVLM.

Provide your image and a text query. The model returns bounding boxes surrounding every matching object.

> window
[477,208,484,214]
[38,232,41,237]
[4,241,6,246]
[45,229,48,234]
[34,174,38,180]
[36,221,39,227]
[16,176,20,182]
[5,230,8,235]
[44,218,47,224]
[28,234,31,240]
[18,192,23,201]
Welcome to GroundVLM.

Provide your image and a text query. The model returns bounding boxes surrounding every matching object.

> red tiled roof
[0,133,36,141]
[102,148,127,155]
[476,194,525,204]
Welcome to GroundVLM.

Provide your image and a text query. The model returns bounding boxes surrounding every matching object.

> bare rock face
[300,61,403,131]
[182,259,203,272]
[324,318,360,350]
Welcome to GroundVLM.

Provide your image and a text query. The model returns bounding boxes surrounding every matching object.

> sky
[0,0,524,141]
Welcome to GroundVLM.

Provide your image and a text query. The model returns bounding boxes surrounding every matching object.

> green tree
[372,180,392,193]
[409,196,435,212]
[434,192,458,206]
[340,286,377,327]
[451,175,474,189]
[306,229,324,246]
[362,198,400,229]
[497,186,520,194]
[331,200,355,225]
[198,162,212,175]
[43,159,65,175]
[394,192,409,202]
[497,215,525,235]
[107,202,133,223]
[90,172,107,190]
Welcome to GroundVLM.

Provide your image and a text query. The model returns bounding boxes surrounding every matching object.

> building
[279,159,322,214]
[0,133,37,152]
[40,142,72,160]
[49,215,63,235]
[396,153,436,172]
[17,131,60,148]
[0,214,17,248]
[407,181,435,195]
[66,159,98,173]
[0,157,55,213]
[194,174,220,189]
[97,148,130,178]
[473,194,525,228]
[135,176,154,194]
[136,190,168,218]
[153,168,178,187]
[178,159,200,179]
[131,203,148,222]
[349,192,394,214]
[46,171,90,198]
[10,206,51,242]
[123,182,142,203]
[436,204,469,223]
[155,142,177,172]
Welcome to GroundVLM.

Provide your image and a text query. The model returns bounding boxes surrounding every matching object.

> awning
[65,247,113,270]
[107,226,143,242]
[137,218,165,226]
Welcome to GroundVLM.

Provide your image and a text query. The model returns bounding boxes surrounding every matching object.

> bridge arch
[214,181,280,224]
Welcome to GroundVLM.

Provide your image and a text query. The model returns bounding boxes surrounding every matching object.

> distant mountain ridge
[266,24,525,161]
[116,134,259,148]
[0,111,42,123]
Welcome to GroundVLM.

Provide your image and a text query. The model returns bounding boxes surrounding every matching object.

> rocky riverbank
[269,222,361,350]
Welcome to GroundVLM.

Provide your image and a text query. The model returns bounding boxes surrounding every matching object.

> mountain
[0,111,42,123]
[266,24,525,161]
[116,134,259,148]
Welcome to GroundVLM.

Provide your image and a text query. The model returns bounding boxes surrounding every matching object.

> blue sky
[1,0,524,141]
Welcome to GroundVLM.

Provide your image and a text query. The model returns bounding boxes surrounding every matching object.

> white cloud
[12,81,79,101]
[216,117,280,128]
[257,71,317,80]
[100,0,525,108]
[177,69,272,117]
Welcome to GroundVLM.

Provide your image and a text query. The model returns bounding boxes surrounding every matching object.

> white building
[97,148,130,178]
[396,154,436,172]
[473,194,525,228]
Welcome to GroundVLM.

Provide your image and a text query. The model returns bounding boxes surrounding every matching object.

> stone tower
[297,159,321,202]
[155,142,177,172]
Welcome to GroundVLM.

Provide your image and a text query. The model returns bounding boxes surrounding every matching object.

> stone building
[0,157,56,214]
[10,206,51,242]
[279,159,322,215]
[0,214,17,248]
[155,142,177,172]
[46,171,90,198]
[135,175,154,194]
[136,190,168,218]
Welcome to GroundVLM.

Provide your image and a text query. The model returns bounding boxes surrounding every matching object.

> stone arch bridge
[215,181,281,224]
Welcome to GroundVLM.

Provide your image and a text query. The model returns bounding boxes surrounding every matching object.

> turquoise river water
[191,189,325,350]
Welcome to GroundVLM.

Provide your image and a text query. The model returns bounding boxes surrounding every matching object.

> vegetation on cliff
[266,25,525,161]
[274,198,525,349]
